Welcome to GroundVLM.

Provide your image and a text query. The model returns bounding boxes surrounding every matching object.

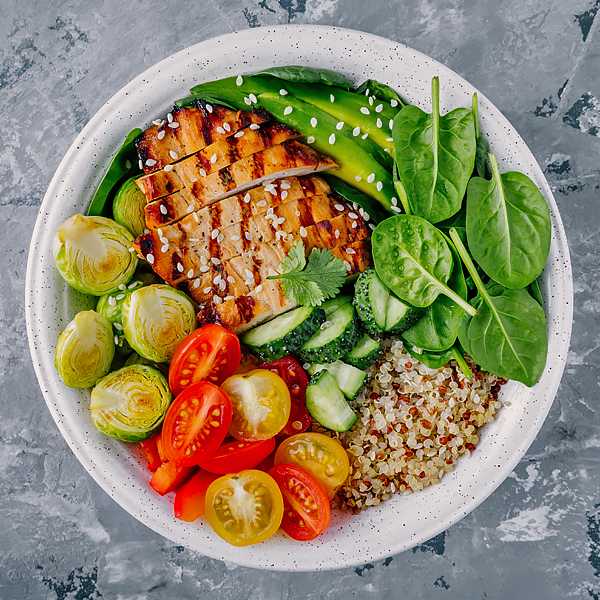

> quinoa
[311,337,506,513]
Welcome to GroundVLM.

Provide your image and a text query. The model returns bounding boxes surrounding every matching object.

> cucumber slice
[307,360,367,400]
[297,303,361,363]
[353,268,423,335]
[241,306,326,361]
[345,334,384,370]
[321,295,352,317]
[306,370,358,432]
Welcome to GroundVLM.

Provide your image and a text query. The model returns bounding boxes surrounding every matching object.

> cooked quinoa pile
[313,338,506,513]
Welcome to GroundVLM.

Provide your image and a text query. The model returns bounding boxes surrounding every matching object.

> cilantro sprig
[268,241,347,307]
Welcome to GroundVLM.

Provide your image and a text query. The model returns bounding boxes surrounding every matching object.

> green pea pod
[255,65,351,89]
[88,128,142,217]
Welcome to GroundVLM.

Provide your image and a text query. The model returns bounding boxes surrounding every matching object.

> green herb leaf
[269,241,347,307]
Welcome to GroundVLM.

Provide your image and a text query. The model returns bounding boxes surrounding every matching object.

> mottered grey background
[1,0,599,598]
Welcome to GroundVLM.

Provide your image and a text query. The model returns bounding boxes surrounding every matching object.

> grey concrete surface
[2,0,599,598]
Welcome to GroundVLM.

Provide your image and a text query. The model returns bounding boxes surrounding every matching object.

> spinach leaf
[466,153,551,289]
[451,346,473,380]
[401,232,467,352]
[372,214,475,314]
[472,93,488,178]
[392,76,476,224]
[88,128,142,217]
[451,229,547,387]
[355,79,405,107]
[437,206,467,246]
[393,161,410,215]
[528,278,543,306]
[404,345,454,369]
[254,66,351,89]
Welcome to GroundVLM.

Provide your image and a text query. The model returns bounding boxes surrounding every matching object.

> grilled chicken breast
[136,101,271,174]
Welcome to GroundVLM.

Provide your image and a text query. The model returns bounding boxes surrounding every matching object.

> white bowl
[25,25,573,571]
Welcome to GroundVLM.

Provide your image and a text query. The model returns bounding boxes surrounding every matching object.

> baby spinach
[451,229,547,387]
[355,79,405,107]
[466,153,551,289]
[372,215,476,315]
[472,93,488,178]
[405,345,454,369]
[437,207,467,247]
[401,232,467,352]
[392,76,476,224]
[254,66,351,89]
[528,279,543,306]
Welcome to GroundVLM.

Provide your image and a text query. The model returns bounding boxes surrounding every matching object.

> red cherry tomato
[169,324,241,396]
[174,469,221,522]
[259,356,311,435]
[268,464,331,541]
[161,381,232,467]
[199,437,276,474]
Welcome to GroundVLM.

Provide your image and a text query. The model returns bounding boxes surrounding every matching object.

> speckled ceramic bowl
[26,25,573,571]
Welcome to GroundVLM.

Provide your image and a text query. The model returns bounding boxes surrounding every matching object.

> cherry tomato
[162,381,232,466]
[205,470,284,546]
[221,369,291,441]
[274,432,350,499]
[268,464,331,541]
[174,469,221,522]
[199,437,276,474]
[149,461,197,496]
[259,356,311,435]
[169,324,241,396]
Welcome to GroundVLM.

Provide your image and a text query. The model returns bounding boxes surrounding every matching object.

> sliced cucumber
[307,360,367,400]
[321,295,352,317]
[306,370,358,432]
[241,306,326,361]
[353,267,423,335]
[297,303,361,363]
[345,334,384,370]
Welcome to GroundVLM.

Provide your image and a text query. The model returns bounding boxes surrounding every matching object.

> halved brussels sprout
[122,284,196,363]
[52,214,138,295]
[90,364,172,442]
[113,177,147,238]
[55,310,115,388]
[96,279,146,355]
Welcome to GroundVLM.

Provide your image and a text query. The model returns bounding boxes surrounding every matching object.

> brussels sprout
[55,310,115,388]
[122,284,196,363]
[96,279,146,355]
[113,177,147,238]
[52,214,138,295]
[90,364,172,442]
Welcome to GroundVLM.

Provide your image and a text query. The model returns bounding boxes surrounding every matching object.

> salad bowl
[25,24,572,571]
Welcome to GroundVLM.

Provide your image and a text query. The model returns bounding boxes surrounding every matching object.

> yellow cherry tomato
[221,369,291,441]
[274,432,350,499]
[204,469,284,546]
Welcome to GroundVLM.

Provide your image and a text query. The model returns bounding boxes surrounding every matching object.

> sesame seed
[210,258,220,266]
[346,248,356,254]
[352,221,358,228]
[223,122,231,132]
[389,119,394,129]
[369,223,376,230]
[364,212,370,222]
[355,175,362,182]
[244,268,253,278]
[280,89,288,95]
[386,137,393,142]
[249,123,260,130]
[224,295,234,301]
[376,118,383,128]
[330,94,335,102]
[227,276,235,283]
[167,113,173,123]
[187,204,194,213]
[161,244,169,253]
[160,204,167,215]
[245,231,252,241]
[391,99,399,107]
[276,217,285,225]
[145,158,157,167]
[211,229,219,239]
[157,130,165,140]
[249,93,258,104]
[307,136,315,144]
[170,150,179,160]
[217,234,224,243]
[153,119,164,126]
[244,97,252,105]
[362,132,369,139]
[129,247,135,253]
[231,235,240,241]
[193,212,199,222]
[281,190,288,200]
[284,106,293,115]
[146,254,155,264]
[310,117,318,127]
[200,256,207,265]
[377,181,383,191]
[391,197,398,206]
[368,96,374,106]
[138,160,144,170]
[256,284,263,293]
[177,263,184,272]
[164,164,173,172]
[214,296,223,305]
[367,173,376,183]
[391,205,402,213]
[257,200,267,207]
[189,237,199,242]
[234,131,245,138]
[329,133,336,144]
[280,181,291,189]
[335,229,340,238]
[193,280,201,288]
[114,335,120,345]
[168,122,179,128]
[376,103,384,113]
[244,193,251,203]
[336,121,344,130]
[349,212,358,219]
[108,296,116,306]
[353,126,360,137]
[360,107,370,115]
[199,168,207,177]
[187,269,194,278]
[344,261,352,271]
[214,274,222,284]
[300,226,307,237]
[200,265,210,273]
[204,287,212,294]
[236,75,243,86]
[219,280,226,291]
[365,88,370,96]
[206,104,213,113]
[114,323,123,331]
[295,210,301,216]
[335,204,345,211]
[210,154,217,164]
[268,268,278,277]
[119,283,127,291]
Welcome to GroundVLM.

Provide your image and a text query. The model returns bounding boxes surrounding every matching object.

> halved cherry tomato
[162,381,232,466]
[149,461,197,496]
[205,470,284,546]
[140,433,162,472]
[268,464,331,541]
[169,324,241,396]
[221,369,291,441]
[174,469,221,522]
[259,356,311,435]
[274,432,350,499]
[199,437,276,474]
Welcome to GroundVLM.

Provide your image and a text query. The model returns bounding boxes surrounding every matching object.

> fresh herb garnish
[268,240,347,307]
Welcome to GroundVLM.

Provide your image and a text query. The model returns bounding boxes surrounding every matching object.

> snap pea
[355,79,405,108]
[255,65,351,89]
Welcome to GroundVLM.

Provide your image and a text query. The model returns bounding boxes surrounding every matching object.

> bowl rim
[25,24,573,571]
